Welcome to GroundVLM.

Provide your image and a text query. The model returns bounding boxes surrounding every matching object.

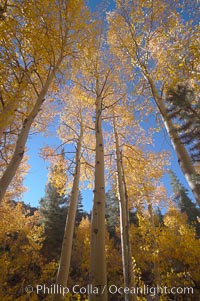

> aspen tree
[0,0,87,202]
[108,0,200,206]
[113,113,137,301]
[145,79,200,207]
[104,101,155,301]
[53,128,83,301]
[123,146,168,298]
[43,86,94,300]
[0,61,62,202]
[147,200,161,301]
[89,77,107,301]
[71,25,121,300]
[88,58,128,300]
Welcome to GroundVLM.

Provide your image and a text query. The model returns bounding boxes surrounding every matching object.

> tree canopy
[0,0,199,300]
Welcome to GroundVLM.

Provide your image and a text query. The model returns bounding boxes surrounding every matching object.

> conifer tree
[76,191,87,226]
[166,82,200,163]
[169,170,200,236]
[154,207,164,226]
[39,183,68,260]
[105,190,120,239]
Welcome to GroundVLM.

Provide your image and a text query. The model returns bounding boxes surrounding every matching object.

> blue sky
[23,122,95,211]
[22,110,195,212]
[23,0,116,211]
[22,0,196,212]
[89,0,115,12]
[22,0,107,211]
[23,131,94,211]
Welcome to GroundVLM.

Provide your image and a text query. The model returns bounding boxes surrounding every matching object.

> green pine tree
[169,170,200,236]
[76,190,87,225]
[105,190,120,239]
[154,207,164,226]
[39,183,69,260]
[166,82,200,162]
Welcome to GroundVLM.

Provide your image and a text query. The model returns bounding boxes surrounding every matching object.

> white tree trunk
[53,127,83,301]
[147,202,160,301]
[0,57,63,202]
[89,94,107,301]
[113,116,137,301]
[148,77,200,207]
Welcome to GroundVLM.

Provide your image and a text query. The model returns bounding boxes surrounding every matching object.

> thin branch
[98,68,111,97]
[62,122,79,137]
[102,95,125,111]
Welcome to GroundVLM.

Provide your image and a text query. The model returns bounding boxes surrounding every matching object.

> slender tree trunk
[147,202,160,301]
[0,56,63,203]
[89,92,107,301]
[53,127,83,301]
[113,116,137,301]
[148,77,200,207]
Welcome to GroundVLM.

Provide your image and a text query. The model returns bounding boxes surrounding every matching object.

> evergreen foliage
[169,170,200,236]
[105,190,139,238]
[129,209,138,225]
[39,183,69,260]
[1,1,200,300]
[76,191,88,226]
[166,82,200,162]
[153,207,164,226]
[105,190,120,239]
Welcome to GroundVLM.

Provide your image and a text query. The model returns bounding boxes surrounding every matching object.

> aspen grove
[0,1,200,301]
